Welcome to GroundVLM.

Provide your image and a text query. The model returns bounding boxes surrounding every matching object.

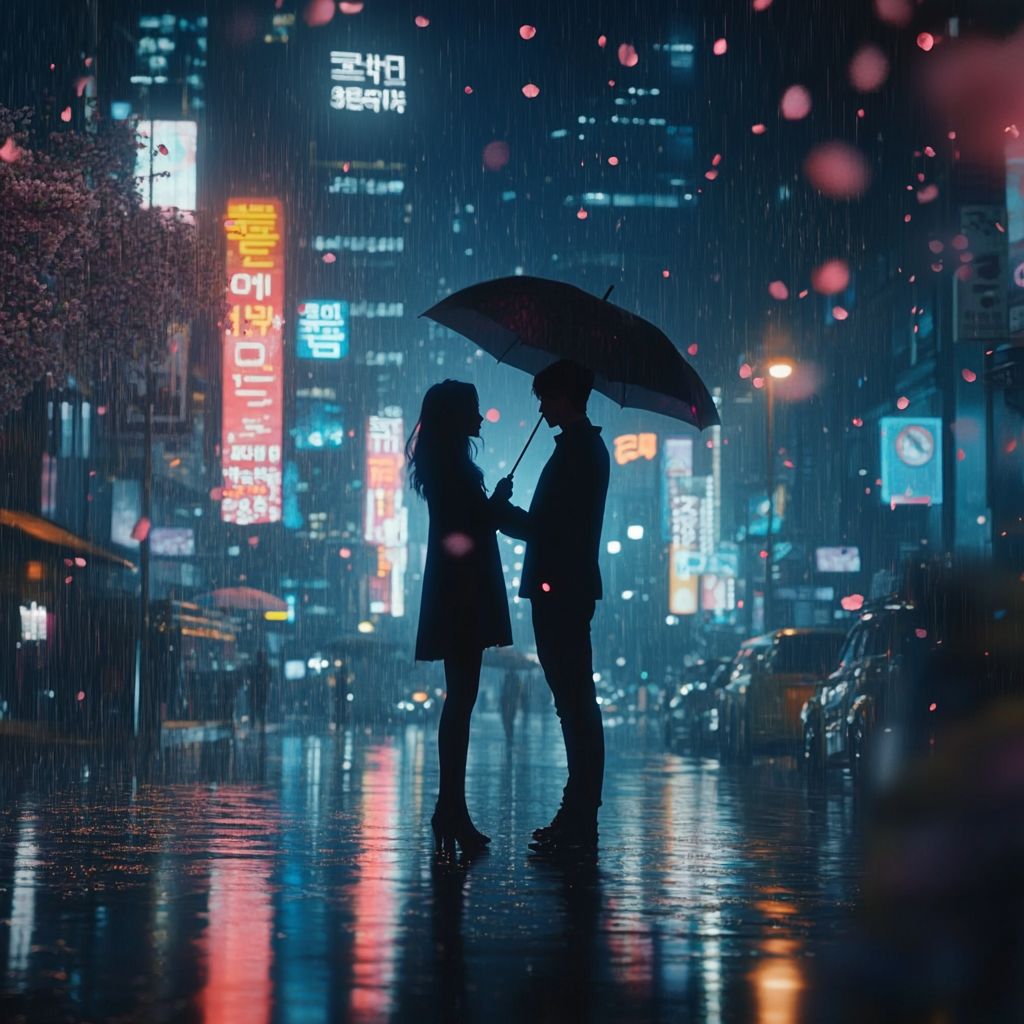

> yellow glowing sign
[264,610,289,621]
[614,432,657,466]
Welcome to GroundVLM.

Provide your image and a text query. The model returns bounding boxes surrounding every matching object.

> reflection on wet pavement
[0,712,861,1023]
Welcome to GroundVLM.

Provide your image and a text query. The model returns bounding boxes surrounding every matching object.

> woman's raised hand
[492,476,513,502]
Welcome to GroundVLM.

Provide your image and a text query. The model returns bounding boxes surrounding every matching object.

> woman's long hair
[406,380,484,499]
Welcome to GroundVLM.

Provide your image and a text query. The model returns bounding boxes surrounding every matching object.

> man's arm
[493,499,534,541]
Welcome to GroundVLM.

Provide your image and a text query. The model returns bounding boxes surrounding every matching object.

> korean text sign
[330,51,407,114]
[364,416,408,617]
[297,301,348,360]
[222,198,284,525]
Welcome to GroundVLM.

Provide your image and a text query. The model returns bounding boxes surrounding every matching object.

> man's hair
[532,360,595,414]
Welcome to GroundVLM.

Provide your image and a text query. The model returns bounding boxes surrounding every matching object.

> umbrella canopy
[196,587,287,612]
[0,509,136,570]
[423,275,720,429]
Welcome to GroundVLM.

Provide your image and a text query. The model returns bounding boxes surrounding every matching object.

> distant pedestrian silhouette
[496,360,610,854]
[408,380,513,857]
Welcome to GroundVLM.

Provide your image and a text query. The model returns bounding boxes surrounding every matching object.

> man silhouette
[496,360,610,854]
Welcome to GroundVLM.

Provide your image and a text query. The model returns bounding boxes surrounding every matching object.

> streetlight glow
[768,361,793,379]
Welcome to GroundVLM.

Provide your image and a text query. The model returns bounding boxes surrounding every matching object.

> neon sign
[221,199,284,525]
[329,51,407,114]
[297,301,348,360]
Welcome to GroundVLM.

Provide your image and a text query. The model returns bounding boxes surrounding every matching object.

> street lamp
[763,359,793,631]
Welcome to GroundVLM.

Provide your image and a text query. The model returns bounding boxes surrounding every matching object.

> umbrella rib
[495,335,521,365]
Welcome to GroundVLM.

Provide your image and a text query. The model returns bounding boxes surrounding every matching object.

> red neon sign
[222,198,284,525]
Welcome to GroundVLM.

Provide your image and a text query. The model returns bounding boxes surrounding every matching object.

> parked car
[665,657,732,755]
[800,602,912,778]
[801,565,1024,784]
[720,629,846,762]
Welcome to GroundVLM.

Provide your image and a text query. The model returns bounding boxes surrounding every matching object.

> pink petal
[0,137,23,162]
[848,45,889,92]
[768,280,789,300]
[618,43,639,67]
[713,38,727,56]
[803,142,872,199]
[482,140,510,170]
[522,83,540,98]
[874,0,912,26]
[519,25,536,40]
[322,252,336,263]
[917,32,934,52]
[917,183,939,203]
[811,259,850,295]
[751,123,767,134]
[753,0,773,9]
[414,14,429,27]
[780,85,812,120]
[598,35,607,48]
[303,0,335,26]
[60,106,72,122]
[832,305,849,320]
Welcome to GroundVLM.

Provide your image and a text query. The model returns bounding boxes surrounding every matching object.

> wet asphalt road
[0,710,863,1024]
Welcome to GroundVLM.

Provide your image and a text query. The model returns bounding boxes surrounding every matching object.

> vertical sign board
[1006,140,1024,335]
[665,436,706,615]
[956,205,1007,339]
[879,417,943,509]
[364,416,408,617]
[222,199,284,525]
[661,437,693,542]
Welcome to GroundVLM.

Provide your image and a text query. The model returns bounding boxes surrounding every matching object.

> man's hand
[493,475,513,502]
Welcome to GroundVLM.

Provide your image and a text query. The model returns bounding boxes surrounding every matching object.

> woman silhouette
[407,381,513,855]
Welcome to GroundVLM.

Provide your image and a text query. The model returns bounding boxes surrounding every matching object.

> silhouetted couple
[407,360,610,858]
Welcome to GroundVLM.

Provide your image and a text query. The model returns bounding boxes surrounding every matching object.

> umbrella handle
[602,286,615,301]
[508,415,544,479]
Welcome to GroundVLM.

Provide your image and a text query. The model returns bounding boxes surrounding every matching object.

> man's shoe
[528,827,598,859]
[531,807,566,841]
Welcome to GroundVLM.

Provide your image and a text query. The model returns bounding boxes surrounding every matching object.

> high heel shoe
[431,805,490,855]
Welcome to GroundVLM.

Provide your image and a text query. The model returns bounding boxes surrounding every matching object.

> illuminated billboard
[667,476,712,616]
[136,120,197,211]
[613,432,657,466]
[292,388,344,450]
[222,199,284,526]
[329,52,407,113]
[364,416,408,617]
[1007,139,1024,334]
[880,417,943,509]
[149,528,196,556]
[297,301,348,360]
[815,547,861,573]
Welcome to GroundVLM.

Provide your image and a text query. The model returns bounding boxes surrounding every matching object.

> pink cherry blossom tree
[0,105,222,421]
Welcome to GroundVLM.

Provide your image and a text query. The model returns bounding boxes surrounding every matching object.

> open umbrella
[422,275,720,430]
[196,587,287,612]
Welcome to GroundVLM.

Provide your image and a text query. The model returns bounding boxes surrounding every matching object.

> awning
[0,509,136,570]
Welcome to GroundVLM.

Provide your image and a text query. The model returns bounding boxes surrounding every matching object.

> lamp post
[763,360,793,632]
